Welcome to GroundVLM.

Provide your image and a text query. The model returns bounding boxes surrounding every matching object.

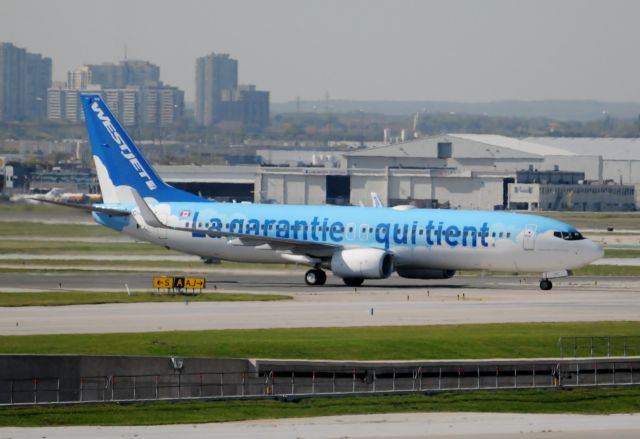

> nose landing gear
[305,269,327,286]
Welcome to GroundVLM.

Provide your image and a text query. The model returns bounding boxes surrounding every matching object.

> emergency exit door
[523,224,537,250]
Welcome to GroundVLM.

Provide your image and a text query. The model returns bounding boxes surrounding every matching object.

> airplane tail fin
[81,94,201,204]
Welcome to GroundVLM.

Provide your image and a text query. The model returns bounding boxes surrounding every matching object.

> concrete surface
[1,273,639,335]
[2,412,640,438]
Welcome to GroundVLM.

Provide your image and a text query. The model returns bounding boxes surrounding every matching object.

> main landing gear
[539,279,553,291]
[305,269,327,286]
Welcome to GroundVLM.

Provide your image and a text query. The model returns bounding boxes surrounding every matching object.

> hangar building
[154,134,637,211]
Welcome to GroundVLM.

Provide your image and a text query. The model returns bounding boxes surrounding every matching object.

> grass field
[538,212,640,230]
[1,387,639,426]
[604,248,640,258]
[0,291,291,307]
[0,221,118,238]
[0,321,638,359]
[573,265,640,276]
[0,240,182,255]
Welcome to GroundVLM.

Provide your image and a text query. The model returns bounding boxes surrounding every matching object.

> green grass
[0,259,301,271]
[1,388,640,426]
[0,258,208,269]
[1,322,638,359]
[0,221,119,238]
[538,212,640,230]
[573,265,640,276]
[605,248,640,258]
[0,291,291,307]
[0,240,182,255]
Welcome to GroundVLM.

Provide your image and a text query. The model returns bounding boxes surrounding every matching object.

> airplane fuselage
[96,202,602,274]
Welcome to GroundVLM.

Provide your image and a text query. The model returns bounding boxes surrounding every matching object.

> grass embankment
[1,321,638,359]
[0,291,291,307]
[2,388,640,427]
[539,212,640,230]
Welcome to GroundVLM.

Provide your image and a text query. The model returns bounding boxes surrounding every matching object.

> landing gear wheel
[305,269,326,286]
[539,279,553,291]
[343,277,364,287]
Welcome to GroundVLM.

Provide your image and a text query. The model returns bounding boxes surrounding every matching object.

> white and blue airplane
[59,94,603,290]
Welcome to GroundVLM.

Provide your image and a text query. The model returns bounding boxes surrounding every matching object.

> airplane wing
[131,190,338,256]
[33,198,131,217]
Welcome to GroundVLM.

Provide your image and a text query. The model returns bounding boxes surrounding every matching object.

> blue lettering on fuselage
[187,211,492,250]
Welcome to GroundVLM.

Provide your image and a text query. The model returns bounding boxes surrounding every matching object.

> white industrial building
[151,134,638,212]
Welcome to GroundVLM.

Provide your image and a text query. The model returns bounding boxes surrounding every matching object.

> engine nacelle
[331,248,394,279]
[396,268,456,279]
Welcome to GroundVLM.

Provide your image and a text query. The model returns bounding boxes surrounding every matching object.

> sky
[2,0,639,103]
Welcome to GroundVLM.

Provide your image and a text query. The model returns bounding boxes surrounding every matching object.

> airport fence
[558,336,640,358]
[1,359,640,406]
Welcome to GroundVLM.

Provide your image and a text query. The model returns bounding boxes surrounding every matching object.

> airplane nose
[585,240,604,263]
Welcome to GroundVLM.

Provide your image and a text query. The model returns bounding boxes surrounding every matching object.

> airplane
[48,94,604,291]
[11,188,102,205]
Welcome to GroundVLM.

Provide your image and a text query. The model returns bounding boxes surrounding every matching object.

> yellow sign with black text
[153,277,174,288]
[153,276,205,290]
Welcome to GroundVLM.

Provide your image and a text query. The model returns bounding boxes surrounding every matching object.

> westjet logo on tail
[91,100,157,190]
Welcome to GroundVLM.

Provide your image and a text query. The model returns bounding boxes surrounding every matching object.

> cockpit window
[553,231,585,241]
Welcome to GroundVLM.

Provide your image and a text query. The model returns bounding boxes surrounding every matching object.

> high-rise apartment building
[0,42,51,121]
[67,66,91,90]
[48,59,182,126]
[195,53,238,126]
[87,60,160,89]
[220,85,270,130]
[142,85,184,126]
[104,87,139,126]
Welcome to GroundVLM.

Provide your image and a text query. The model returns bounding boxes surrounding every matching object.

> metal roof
[345,134,574,159]
[526,137,640,161]
[453,134,574,157]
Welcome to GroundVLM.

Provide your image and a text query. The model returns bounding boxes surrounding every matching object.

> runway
[1,272,639,335]
[2,412,640,439]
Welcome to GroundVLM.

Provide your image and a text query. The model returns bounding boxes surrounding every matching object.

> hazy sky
[2,0,639,103]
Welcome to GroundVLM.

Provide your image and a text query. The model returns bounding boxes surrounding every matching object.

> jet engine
[396,268,456,279]
[330,248,394,279]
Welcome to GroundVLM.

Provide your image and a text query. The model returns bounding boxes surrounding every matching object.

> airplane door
[523,224,537,250]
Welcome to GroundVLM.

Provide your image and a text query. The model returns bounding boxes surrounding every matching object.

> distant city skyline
[2,0,640,103]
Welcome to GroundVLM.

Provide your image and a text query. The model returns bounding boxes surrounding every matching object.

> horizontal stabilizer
[34,198,130,217]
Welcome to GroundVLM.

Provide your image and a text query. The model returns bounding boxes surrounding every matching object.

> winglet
[131,189,166,228]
